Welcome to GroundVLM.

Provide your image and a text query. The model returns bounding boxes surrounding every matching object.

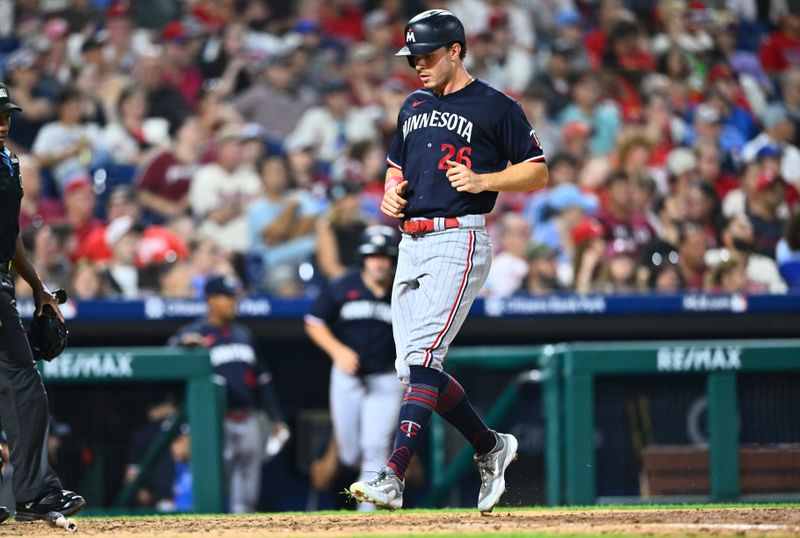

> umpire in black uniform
[0,82,85,523]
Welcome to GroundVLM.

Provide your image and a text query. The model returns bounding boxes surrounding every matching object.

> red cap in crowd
[707,64,735,85]
[572,217,605,246]
[162,21,188,43]
[107,1,132,19]
[562,120,591,142]
[64,174,92,197]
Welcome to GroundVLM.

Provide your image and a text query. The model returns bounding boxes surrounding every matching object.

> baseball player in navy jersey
[305,226,405,510]
[349,10,548,512]
[170,275,287,513]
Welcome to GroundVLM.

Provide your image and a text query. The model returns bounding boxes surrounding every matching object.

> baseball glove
[28,304,68,362]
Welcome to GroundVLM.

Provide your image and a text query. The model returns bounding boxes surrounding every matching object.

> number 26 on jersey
[438,144,472,170]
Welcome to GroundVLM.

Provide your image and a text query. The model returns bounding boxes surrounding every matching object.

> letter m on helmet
[396,10,466,67]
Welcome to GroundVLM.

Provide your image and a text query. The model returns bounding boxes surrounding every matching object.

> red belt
[402,218,460,235]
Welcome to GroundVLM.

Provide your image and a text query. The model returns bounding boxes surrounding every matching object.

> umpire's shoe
[475,432,518,513]
[349,466,404,510]
[0,506,9,524]
[15,489,86,521]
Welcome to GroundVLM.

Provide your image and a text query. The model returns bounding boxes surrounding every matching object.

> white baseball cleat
[349,466,404,510]
[475,432,519,513]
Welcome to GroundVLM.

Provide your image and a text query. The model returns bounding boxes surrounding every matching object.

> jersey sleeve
[496,101,546,165]
[245,328,286,422]
[386,110,404,170]
[304,284,338,327]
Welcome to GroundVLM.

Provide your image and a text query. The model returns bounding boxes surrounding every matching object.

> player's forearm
[259,381,285,422]
[385,167,404,191]
[305,322,347,358]
[482,161,548,192]
[11,235,45,294]
[316,222,345,279]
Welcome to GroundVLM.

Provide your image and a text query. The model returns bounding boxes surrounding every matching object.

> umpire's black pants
[0,273,61,502]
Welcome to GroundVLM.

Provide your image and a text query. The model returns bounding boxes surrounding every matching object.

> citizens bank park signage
[144,297,272,319]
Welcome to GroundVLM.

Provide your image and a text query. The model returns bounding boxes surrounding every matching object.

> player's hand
[332,344,360,375]
[271,421,290,438]
[380,180,408,219]
[33,286,64,323]
[446,160,489,193]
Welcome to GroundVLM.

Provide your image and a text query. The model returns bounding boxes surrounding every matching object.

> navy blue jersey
[305,269,394,376]
[387,79,545,218]
[170,320,279,415]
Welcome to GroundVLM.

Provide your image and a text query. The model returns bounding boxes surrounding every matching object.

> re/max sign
[656,347,742,372]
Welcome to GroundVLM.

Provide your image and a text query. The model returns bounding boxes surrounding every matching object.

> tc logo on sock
[400,420,421,437]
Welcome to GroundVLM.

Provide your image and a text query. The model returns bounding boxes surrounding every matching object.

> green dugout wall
[39,348,226,513]
[430,339,800,507]
[39,341,800,510]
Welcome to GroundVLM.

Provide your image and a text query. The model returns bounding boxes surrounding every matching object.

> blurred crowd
[4,0,800,300]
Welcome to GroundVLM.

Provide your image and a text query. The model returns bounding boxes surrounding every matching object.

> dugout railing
[428,340,800,507]
[39,348,226,514]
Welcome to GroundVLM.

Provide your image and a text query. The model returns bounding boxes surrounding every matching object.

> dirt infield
[2,507,799,537]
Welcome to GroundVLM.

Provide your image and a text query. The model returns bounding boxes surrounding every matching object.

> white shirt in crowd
[285,106,379,163]
[189,163,261,254]
[482,251,529,298]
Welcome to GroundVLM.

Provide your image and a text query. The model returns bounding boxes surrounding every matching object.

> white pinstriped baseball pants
[329,367,404,483]
[223,415,263,513]
[392,215,492,383]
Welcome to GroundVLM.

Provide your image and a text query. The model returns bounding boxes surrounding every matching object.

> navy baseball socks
[387,366,440,479]
[436,371,497,455]
[350,367,518,512]
[350,366,439,509]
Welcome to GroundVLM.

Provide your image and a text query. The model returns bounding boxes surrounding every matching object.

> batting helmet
[358,225,399,259]
[396,9,466,67]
